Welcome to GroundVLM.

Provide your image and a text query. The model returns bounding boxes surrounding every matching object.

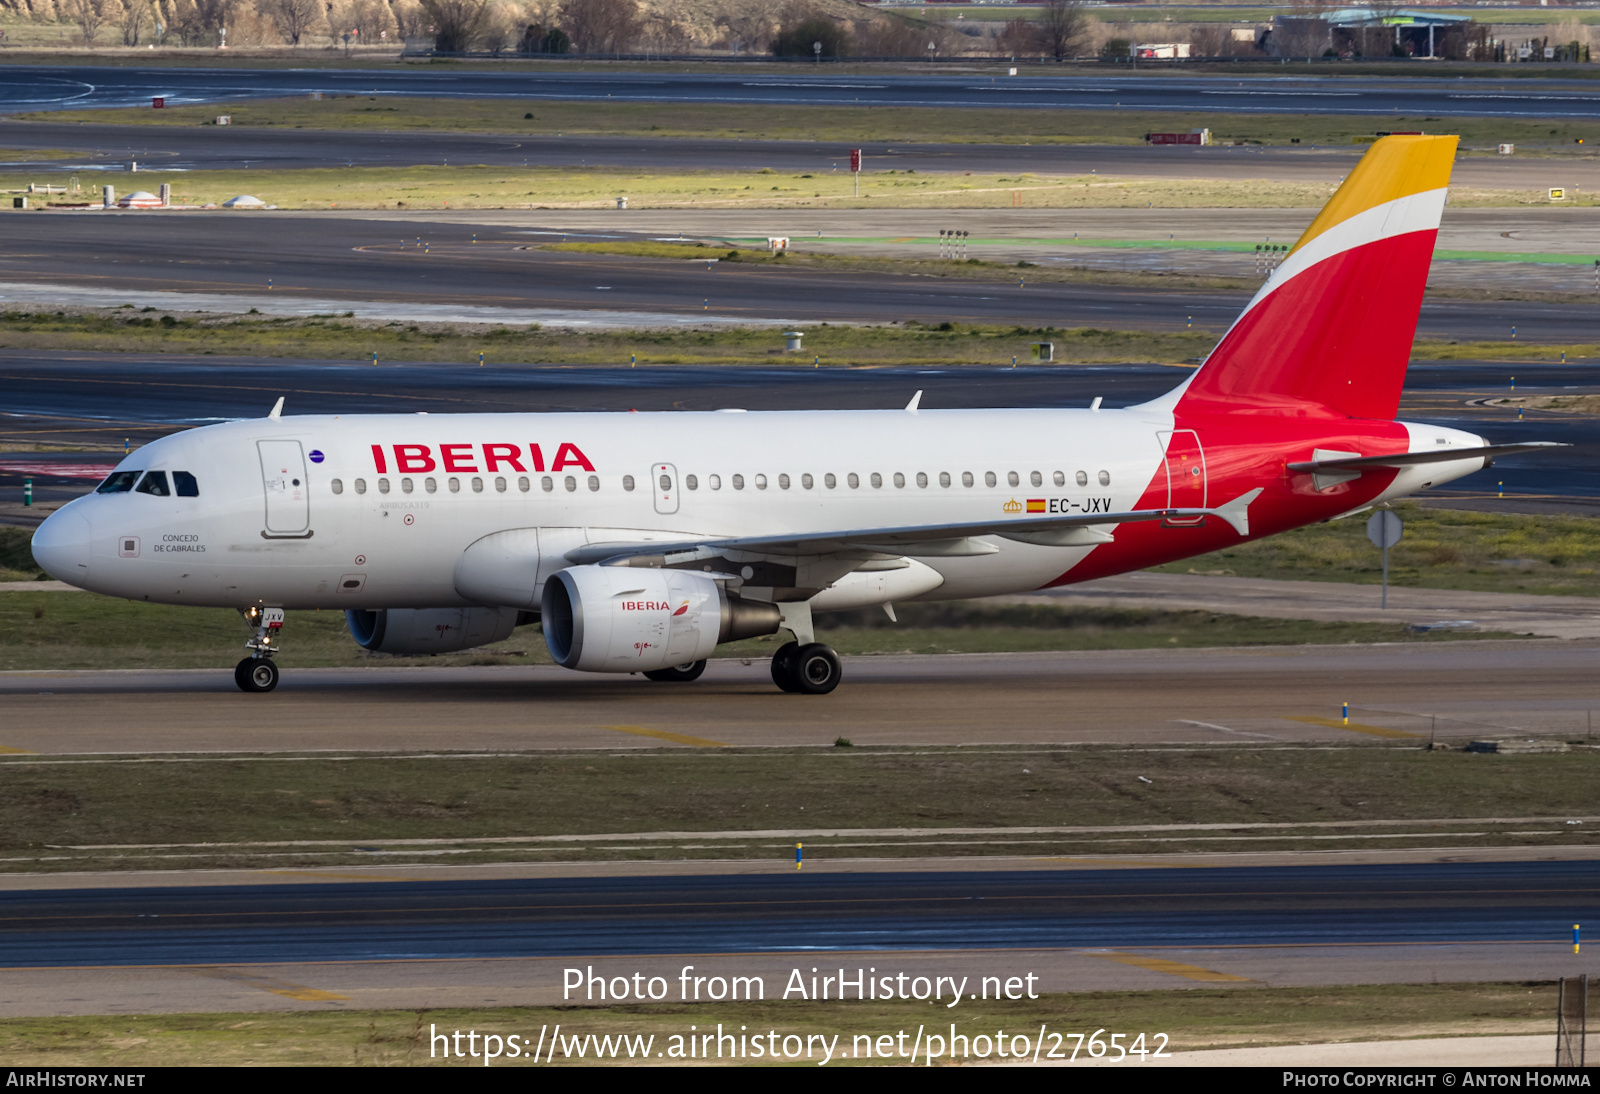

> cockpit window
[172,471,199,497]
[96,471,142,494]
[135,471,171,497]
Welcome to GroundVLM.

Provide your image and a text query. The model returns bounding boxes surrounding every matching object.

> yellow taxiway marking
[269,987,350,1002]
[1289,716,1423,740]
[602,725,728,748]
[260,871,431,883]
[190,967,350,1002]
[0,747,36,755]
[1090,951,1250,982]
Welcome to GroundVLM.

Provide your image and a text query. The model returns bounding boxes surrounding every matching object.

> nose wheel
[771,642,841,695]
[236,606,284,693]
[235,657,279,693]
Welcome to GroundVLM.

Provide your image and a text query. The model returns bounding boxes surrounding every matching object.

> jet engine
[541,565,781,673]
[346,606,521,656]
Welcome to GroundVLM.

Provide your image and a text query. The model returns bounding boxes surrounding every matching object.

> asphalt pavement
[0,860,1593,1017]
[6,65,1600,121]
[3,641,1599,752]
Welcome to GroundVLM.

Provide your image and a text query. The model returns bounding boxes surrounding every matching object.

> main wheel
[770,641,801,693]
[235,657,279,693]
[643,660,706,683]
[792,643,842,695]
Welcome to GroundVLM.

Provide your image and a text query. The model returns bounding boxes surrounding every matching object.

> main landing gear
[643,660,707,683]
[770,641,842,695]
[235,606,284,693]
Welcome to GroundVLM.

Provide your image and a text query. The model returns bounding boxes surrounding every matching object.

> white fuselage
[32,406,1487,614]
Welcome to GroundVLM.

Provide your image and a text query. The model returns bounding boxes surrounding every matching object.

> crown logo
[1002,498,1023,514]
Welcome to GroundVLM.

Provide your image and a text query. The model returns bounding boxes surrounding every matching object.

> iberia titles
[369,442,596,474]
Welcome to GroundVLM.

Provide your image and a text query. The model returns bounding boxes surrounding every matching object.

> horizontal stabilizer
[1287,442,1567,474]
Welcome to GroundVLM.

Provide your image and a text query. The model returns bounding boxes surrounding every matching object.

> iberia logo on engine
[621,601,671,611]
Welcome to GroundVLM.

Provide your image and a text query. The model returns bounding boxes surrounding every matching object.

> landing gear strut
[235,606,284,693]
[770,641,842,695]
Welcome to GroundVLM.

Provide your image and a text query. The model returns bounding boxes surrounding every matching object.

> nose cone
[31,507,92,585]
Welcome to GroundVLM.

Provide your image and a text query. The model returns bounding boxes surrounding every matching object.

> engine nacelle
[541,565,781,673]
[346,607,520,656]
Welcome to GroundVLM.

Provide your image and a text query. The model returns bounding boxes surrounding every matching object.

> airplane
[30,134,1561,696]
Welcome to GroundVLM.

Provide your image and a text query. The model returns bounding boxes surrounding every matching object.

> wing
[567,489,1265,566]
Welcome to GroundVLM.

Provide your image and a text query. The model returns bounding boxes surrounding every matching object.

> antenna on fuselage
[267,397,284,419]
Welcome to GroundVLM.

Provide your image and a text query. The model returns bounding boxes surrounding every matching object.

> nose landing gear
[235,606,284,693]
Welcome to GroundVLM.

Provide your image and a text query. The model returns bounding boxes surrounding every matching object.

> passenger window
[173,471,199,497]
[847,473,859,489]
[378,478,391,494]
[824,473,837,489]
[519,476,531,493]
[1053,471,1065,487]
[1030,471,1042,488]
[587,475,599,492]
[135,471,171,497]
[625,475,638,491]
[801,473,813,490]
[331,478,344,495]
[779,474,791,490]
[495,477,507,493]
[563,475,576,492]
[870,473,883,488]
[1008,471,1020,487]
[401,478,414,494]
[709,474,722,490]
[754,474,767,490]
[541,476,554,492]
[97,471,142,494]
[939,472,951,488]
[893,472,905,488]
[1098,470,1111,486]
[915,472,927,488]
[472,477,485,493]
[449,477,461,493]
[732,474,745,490]
[961,472,974,488]
[1076,470,1088,487]
[355,478,367,494]
[984,471,997,488]
[425,477,437,494]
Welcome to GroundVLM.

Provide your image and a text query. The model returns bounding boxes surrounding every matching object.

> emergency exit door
[258,439,311,536]
[652,462,679,515]
[1158,430,1206,523]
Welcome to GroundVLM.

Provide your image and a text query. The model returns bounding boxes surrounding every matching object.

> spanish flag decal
[1026,499,1047,513]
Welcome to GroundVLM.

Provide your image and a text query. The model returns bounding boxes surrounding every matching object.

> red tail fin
[1177,135,1458,420]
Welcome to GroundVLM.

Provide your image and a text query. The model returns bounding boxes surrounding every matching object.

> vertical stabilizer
[1173,134,1458,420]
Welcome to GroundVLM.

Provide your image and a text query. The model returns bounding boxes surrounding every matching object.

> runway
[0,860,1594,1015]
[1,213,1596,340]
[7,65,1600,120]
[5,120,1599,191]
[2,642,1597,753]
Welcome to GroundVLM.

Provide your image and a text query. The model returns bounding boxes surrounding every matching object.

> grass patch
[1,163,1424,211]
[0,743,1595,865]
[0,593,1511,673]
[0,311,1229,365]
[0,983,1560,1066]
[1157,500,1600,597]
[0,307,1592,367]
[18,97,1600,152]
